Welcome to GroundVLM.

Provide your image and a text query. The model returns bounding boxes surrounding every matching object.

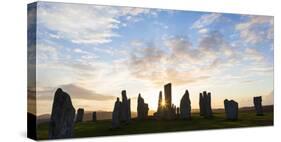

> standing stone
[92,112,97,122]
[199,91,213,118]
[180,90,191,119]
[199,93,204,116]
[137,94,149,120]
[204,92,213,118]
[154,91,164,119]
[112,98,121,128]
[144,103,149,118]
[75,108,84,123]
[164,83,172,108]
[120,90,131,123]
[157,91,163,112]
[48,88,75,139]
[254,96,263,116]
[224,99,238,120]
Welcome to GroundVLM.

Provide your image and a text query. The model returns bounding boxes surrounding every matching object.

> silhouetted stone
[180,90,191,119]
[112,97,121,128]
[205,92,213,118]
[157,91,163,112]
[199,91,213,118]
[120,90,131,123]
[48,88,75,139]
[76,108,84,123]
[224,99,238,120]
[154,91,164,119]
[199,93,204,116]
[92,112,97,122]
[164,83,172,108]
[137,94,149,120]
[254,96,263,116]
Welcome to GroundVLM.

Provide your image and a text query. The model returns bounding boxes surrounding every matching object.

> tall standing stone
[157,91,163,112]
[199,91,213,118]
[112,98,121,128]
[75,108,84,123]
[204,92,213,118]
[48,88,75,139]
[180,90,191,119]
[92,112,97,122]
[254,96,263,116]
[154,91,164,119]
[164,83,172,108]
[224,99,238,120]
[137,94,149,120]
[199,93,204,116]
[120,90,131,123]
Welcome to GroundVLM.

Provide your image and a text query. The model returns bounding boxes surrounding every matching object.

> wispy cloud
[37,2,156,45]
[236,16,273,44]
[191,13,221,30]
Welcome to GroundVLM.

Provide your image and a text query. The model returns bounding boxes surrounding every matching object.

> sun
[161,101,165,107]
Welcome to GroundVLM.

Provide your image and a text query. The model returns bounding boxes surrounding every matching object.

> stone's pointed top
[77,108,84,111]
[121,90,127,100]
[138,93,141,98]
[116,97,120,102]
[185,90,189,95]
[203,91,207,95]
[56,88,63,93]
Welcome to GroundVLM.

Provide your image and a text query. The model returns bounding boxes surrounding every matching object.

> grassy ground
[37,111,273,140]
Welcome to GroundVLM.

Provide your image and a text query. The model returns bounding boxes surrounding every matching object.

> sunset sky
[30,2,273,115]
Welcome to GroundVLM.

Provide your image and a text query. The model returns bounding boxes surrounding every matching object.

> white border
[0,0,280,142]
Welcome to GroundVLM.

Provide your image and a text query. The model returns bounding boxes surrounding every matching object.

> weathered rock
[204,92,213,118]
[112,97,121,128]
[254,96,263,116]
[180,90,191,119]
[199,91,213,118]
[92,112,97,122]
[224,99,238,120]
[137,94,149,120]
[154,91,164,119]
[120,90,131,123]
[164,83,172,108]
[157,91,163,112]
[199,93,204,116]
[48,88,75,139]
[75,108,84,123]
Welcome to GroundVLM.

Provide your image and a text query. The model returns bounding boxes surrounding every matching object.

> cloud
[191,13,221,30]
[37,84,116,101]
[127,29,273,87]
[244,48,265,62]
[236,16,273,44]
[37,2,155,45]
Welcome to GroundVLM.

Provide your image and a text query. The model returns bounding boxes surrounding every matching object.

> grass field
[37,110,273,140]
